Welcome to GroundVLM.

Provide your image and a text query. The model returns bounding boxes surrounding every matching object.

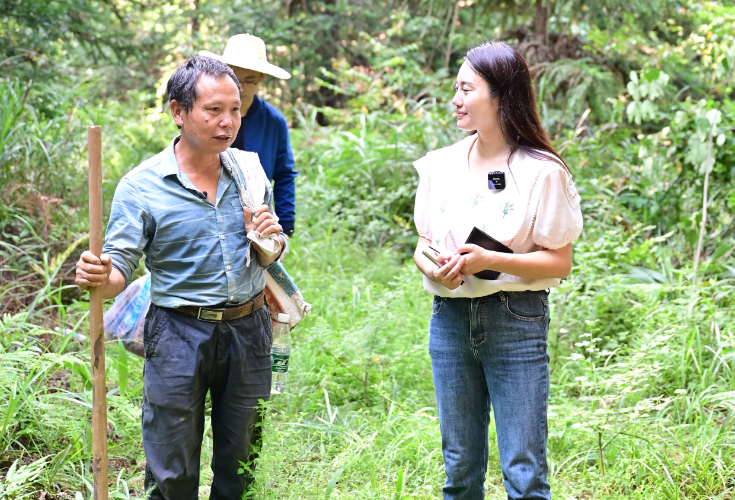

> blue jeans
[429,291,551,500]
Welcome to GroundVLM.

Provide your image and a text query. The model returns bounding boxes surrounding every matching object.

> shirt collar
[160,136,182,178]
[159,135,232,184]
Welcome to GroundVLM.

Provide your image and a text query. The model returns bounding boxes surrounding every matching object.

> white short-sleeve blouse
[413,135,583,298]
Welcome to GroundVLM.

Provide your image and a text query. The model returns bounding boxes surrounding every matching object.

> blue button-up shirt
[102,137,275,308]
[231,95,297,233]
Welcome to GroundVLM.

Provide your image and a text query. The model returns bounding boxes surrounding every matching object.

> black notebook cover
[463,227,513,280]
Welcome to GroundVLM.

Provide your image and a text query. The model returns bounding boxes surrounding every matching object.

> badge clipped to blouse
[488,171,506,190]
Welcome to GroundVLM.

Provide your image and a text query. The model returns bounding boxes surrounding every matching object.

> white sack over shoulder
[221,148,282,263]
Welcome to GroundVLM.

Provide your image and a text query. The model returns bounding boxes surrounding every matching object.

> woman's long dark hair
[465,41,569,172]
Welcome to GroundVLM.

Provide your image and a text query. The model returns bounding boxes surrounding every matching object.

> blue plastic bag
[104,273,151,357]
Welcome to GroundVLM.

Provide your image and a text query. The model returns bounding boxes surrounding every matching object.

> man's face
[231,67,266,110]
[171,74,242,155]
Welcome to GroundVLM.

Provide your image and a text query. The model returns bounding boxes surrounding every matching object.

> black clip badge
[488,171,506,190]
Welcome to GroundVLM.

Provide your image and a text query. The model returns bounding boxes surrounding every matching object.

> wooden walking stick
[88,125,109,499]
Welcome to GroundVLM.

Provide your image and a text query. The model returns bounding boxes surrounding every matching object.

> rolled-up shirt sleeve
[102,177,151,287]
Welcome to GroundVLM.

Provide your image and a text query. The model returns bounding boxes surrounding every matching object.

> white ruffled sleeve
[413,157,432,240]
[532,169,583,249]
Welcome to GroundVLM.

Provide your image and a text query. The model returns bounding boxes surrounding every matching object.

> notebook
[463,227,514,280]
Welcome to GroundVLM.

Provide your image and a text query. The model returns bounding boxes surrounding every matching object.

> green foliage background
[1,0,734,498]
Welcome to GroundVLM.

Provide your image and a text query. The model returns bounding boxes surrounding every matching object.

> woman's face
[452,61,499,134]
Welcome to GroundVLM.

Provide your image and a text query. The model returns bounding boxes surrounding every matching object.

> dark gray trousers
[142,303,273,500]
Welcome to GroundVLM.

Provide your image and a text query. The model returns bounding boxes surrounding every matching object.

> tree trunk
[534,0,548,44]
[190,0,200,34]
[443,0,461,69]
[426,4,454,71]
[313,0,343,125]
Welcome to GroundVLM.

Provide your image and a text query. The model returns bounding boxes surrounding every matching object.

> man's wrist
[275,234,287,261]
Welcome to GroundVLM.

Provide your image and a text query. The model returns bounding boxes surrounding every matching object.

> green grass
[2,223,733,499]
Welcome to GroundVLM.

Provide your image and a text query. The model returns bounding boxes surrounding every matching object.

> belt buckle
[197,307,224,322]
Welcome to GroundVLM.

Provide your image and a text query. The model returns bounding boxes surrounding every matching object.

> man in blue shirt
[201,34,298,236]
[75,56,284,498]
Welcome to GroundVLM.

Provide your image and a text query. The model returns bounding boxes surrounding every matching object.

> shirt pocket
[222,194,248,235]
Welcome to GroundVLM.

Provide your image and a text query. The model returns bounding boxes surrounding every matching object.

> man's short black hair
[166,55,241,114]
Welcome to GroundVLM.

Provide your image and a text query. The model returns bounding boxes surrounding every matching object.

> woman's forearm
[483,243,572,280]
[414,237,439,281]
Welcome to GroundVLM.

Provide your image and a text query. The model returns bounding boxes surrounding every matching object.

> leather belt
[175,291,266,323]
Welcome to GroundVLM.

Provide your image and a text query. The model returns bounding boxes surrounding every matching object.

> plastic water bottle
[270,313,290,394]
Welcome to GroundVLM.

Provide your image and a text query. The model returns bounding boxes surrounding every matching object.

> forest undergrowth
[2,210,734,499]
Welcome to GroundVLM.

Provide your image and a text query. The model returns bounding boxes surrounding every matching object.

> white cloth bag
[221,148,311,329]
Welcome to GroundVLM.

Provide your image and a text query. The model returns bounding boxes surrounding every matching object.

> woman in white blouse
[413,41,583,500]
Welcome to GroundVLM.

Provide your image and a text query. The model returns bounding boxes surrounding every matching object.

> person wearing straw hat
[200,34,298,239]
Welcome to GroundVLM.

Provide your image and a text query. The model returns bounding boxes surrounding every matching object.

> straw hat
[199,34,291,80]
